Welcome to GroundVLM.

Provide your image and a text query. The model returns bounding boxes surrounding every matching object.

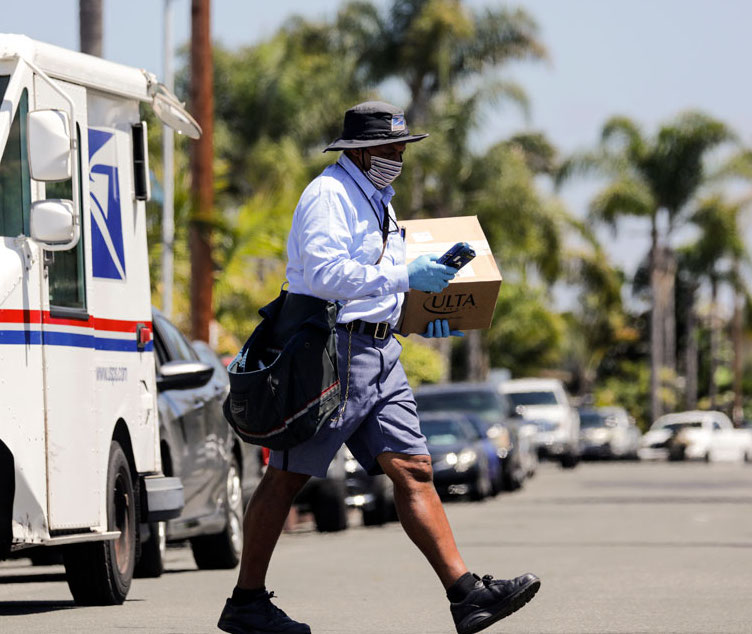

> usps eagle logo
[391,114,406,132]
[88,128,126,280]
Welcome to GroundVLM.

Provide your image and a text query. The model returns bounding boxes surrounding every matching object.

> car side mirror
[30,199,80,251]
[27,110,73,181]
[157,360,214,392]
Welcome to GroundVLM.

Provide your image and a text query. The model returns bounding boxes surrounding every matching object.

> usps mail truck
[0,34,201,605]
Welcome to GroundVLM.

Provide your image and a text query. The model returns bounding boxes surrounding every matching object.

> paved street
[2,461,751,633]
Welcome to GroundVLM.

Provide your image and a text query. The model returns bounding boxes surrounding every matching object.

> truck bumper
[141,476,184,522]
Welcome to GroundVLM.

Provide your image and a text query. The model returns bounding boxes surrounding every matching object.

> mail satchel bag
[223,289,341,450]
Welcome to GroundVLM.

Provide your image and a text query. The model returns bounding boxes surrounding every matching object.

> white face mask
[365,155,403,189]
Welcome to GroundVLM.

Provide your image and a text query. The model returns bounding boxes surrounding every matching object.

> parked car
[294,447,349,533]
[415,383,527,490]
[419,413,494,500]
[462,413,504,494]
[192,340,263,509]
[343,448,397,526]
[579,407,641,460]
[500,378,581,469]
[640,410,752,463]
[135,309,251,577]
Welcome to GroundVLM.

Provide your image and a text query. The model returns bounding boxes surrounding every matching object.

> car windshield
[421,419,468,446]
[416,391,502,424]
[505,391,558,407]
[579,412,605,428]
[657,421,703,432]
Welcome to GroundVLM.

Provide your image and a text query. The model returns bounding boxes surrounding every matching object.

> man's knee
[379,453,434,489]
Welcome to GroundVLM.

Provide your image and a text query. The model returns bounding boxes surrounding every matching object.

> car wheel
[134,521,166,578]
[470,466,493,501]
[362,492,390,526]
[191,456,244,569]
[63,441,136,605]
[560,452,580,469]
[312,480,348,533]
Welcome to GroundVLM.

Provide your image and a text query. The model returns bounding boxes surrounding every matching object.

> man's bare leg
[377,452,468,588]
[236,465,310,589]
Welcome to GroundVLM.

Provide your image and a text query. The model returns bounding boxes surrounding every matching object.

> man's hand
[407,255,456,293]
[421,319,464,338]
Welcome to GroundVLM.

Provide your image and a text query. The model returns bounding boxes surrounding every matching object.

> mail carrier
[0,34,201,605]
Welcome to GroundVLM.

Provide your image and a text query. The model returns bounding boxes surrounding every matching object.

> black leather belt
[342,319,391,340]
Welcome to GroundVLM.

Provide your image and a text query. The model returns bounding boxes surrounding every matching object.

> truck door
[0,64,49,541]
[33,75,99,530]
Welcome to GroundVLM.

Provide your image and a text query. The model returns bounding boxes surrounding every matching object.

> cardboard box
[398,216,502,334]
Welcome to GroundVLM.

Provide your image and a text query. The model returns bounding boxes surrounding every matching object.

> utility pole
[161,0,176,319]
[189,0,214,341]
[79,0,103,56]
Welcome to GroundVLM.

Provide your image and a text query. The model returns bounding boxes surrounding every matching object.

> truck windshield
[415,390,503,424]
[0,83,31,237]
[505,391,558,407]
[579,412,606,428]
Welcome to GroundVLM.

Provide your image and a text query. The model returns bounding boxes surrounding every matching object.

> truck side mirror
[30,199,80,251]
[27,110,72,181]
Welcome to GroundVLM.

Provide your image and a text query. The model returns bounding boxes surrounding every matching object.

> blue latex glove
[421,319,464,338]
[407,255,456,293]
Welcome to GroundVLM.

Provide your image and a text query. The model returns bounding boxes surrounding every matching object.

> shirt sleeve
[296,180,409,302]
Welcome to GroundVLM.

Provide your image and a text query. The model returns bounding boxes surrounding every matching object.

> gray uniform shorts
[269,326,428,478]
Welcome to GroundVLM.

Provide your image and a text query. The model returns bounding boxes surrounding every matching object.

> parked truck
[0,34,202,605]
[640,410,752,463]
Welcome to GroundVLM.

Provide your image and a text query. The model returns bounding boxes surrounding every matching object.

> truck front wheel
[63,441,136,605]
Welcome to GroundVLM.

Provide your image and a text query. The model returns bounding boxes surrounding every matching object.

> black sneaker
[217,592,311,634]
[450,573,541,634]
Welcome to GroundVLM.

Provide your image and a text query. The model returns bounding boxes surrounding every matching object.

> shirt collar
[338,154,395,208]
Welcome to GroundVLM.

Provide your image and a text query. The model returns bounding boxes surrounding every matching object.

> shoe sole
[456,577,541,634]
[218,621,311,634]
[217,621,311,634]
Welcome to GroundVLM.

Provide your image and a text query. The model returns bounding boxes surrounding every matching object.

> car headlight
[455,449,478,473]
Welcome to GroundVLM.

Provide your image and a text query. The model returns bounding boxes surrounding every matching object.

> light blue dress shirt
[286,155,409,326]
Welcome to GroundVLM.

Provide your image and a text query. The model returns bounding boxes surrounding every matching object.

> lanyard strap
[346,169,392,264]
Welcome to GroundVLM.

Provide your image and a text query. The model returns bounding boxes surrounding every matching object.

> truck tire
[134,521,165,578]
[312,480,348,533]
[191,456,243,569]
[63,441,136,605]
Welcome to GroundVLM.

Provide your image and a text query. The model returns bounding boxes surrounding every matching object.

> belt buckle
[374,322,389,340]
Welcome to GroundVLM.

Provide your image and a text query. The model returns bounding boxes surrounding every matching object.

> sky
[4,0,752,283]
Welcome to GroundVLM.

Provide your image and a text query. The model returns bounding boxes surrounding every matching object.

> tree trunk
[732,287,743,426]
[466,330,488,382]
[79,0,103,57]
[709,277,719,410]
[649,220,663,423]
[189,0,214,342]
[661,248,677,374]
[684,284,698,410]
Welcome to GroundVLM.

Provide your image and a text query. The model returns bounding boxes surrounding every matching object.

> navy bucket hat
[323,101,428,152]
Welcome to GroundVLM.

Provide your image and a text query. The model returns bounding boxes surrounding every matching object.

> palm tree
[687,195,748,412]
[558,112,734,421]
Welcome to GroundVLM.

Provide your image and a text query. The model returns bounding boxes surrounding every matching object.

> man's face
[362,142,407,169]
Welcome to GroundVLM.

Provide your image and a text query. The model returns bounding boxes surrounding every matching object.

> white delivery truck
[0,34,202,605]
